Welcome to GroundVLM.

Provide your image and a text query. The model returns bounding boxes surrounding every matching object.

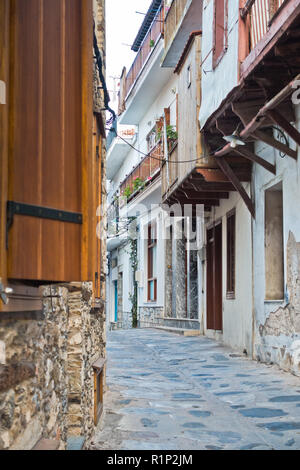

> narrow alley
[93,329,300,451]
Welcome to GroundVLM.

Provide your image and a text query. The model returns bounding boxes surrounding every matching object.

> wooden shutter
[5,0,94,283]
[213,0,228,68]
[0,0,10,286]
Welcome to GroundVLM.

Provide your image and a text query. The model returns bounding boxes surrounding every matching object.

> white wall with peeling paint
[252,104,300,376]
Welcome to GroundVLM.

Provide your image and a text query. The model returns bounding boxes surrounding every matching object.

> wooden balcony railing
[246,0,287,50]
[161,143,178,199]
[124,5,164,99]
[119,142,162,205]
[164,0,188,52]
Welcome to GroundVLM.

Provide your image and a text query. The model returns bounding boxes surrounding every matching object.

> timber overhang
[162,1,300,217]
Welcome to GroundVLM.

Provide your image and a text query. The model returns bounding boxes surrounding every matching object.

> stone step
[32,439,60,451]
[152,326,201,337]
[66,436,86,451]
[156,317,200,330]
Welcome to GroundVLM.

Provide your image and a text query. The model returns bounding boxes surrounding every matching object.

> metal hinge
[6,201,83,249]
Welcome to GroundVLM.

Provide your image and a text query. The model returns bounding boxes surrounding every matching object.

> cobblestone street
[93,329,300,450]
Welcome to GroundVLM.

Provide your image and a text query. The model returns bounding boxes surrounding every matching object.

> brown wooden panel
[42,0,64,209]
[8,216,42,280]
[7,0,91,282]
[0,0,10,291]
[10,0,42,206]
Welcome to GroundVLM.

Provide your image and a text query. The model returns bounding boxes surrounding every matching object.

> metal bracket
[6,201,83,249]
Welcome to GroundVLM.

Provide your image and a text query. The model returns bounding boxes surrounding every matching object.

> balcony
[240,0,300,79]
[162,0,203,67]
[243,0,287,50]
[106,124,137,180]
[119,141,162,207]
[121,4,164,103]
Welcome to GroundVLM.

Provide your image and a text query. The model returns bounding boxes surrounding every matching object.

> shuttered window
[213,0,228,68]
[226,211,236,299]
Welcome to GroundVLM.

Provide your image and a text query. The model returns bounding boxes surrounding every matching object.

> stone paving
[92,329,300,450]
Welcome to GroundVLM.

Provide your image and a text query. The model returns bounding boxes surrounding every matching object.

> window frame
[226,209,236,300]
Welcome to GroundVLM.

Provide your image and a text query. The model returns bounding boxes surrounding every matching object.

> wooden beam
[177,190,229,199]
[253,130,297,159]
[216,157,255,218]
[233,147,276,174]
[267,109,300,148]
[196,168,252,182]
[170,198,220,206]
[187,179,238,191]
[240,0,256,19]
[214,74,300,159]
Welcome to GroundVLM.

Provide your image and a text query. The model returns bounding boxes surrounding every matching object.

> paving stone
[269,395,300,403]
[93,329,300,451]
[239,408,288,418]
[257,422,300,431]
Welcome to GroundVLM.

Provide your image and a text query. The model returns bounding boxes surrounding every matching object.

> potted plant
[133,177,144,192]
[124,186,132,199]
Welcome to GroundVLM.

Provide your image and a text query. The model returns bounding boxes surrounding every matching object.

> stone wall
[139,307,164,328]
[0,283,106,450]
[67,283,106,446]
[0,286,69,450]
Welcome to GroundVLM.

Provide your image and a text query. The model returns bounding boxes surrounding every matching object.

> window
[147,222,157,302]
[265,184,284,300]
[213,0,228,68]
[187,65,191,88]
[226,211,236,299]
[146,126,158,152]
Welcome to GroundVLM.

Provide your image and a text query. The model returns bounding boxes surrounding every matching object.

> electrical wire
[106,127,223,163]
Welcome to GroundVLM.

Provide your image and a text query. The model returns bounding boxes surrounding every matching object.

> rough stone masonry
[0,283,106,450]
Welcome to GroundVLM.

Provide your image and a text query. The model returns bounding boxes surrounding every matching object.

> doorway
[206,222,223,331]
[114,280,118,323]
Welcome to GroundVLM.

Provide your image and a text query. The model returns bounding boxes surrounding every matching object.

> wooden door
[206,223,223,331]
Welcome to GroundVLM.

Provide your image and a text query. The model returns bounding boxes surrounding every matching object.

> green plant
[156,125,178,142]
[132,177,144,192]
[150,39,155,48]
[123,186,132,198]
[166,125,178,141]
